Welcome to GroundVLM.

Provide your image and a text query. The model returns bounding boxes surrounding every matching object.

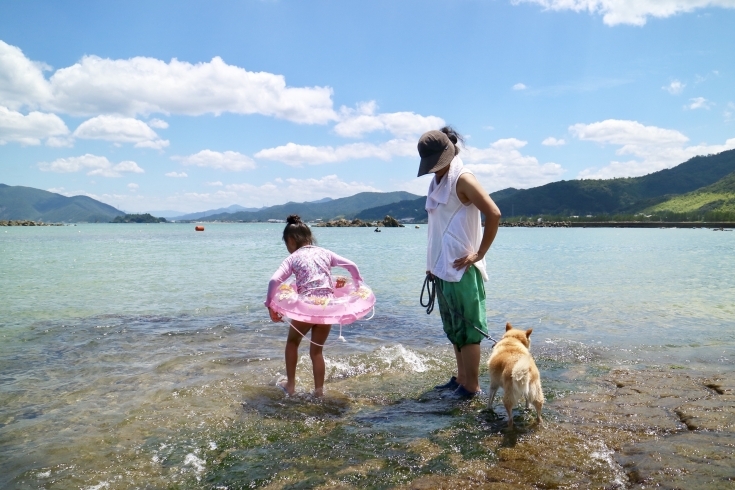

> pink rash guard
[265,245,363,309]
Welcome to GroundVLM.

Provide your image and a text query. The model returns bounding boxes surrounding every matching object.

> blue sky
[1,0,734,214]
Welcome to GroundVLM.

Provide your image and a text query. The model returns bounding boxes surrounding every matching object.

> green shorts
[436,266,488,349]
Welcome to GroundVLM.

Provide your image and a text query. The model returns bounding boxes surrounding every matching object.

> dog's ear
[525,328,533,338]
[505,322,513,331]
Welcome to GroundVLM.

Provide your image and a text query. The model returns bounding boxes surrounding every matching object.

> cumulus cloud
[127,183,139,191]
[542,137,566,146]
[0,105,70,146]
[512,83,527,91]
[461,138,565,191]
[172,150,257,171]
[206,181,223,186]
[0,111,70,147]
[333,101,444,138]
[725,102,735,122]
[0,41,53,110]
[254,138,415,166]
[0,40,336,124]
[512,0,735,26]
[572,118,735,178]
[686,97,713,110]
[147,118,168,129]
[73,115,169,148]
[39,154,145,177]
[663,80,685,95]
[165,171,188,178]
[224,175,380,205]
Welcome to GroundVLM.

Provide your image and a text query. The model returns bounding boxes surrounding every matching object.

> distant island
[111,213,167,223]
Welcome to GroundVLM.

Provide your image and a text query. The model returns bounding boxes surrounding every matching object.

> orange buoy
[195,225,205,231]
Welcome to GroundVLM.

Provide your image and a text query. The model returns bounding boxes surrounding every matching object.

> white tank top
[425,156,488,283]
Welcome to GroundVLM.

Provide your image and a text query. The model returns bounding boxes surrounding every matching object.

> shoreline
[500,221,735,229]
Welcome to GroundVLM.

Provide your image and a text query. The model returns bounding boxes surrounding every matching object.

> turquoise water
[1,224,734,488]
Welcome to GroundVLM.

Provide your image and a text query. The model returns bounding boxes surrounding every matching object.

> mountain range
[358,148,735,222]
[3,148,735,223]
[0,184,123,222]
[196,192,419,222]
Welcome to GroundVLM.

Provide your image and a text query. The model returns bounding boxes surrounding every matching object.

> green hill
[202,191,421,222]
[493,149,735,217]
[643,171,735,216]
[355,149,735,222]
[0,184,124,222]
[355,188,524,223]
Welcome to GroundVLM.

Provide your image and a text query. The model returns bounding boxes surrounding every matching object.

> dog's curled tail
[511,356,544,403]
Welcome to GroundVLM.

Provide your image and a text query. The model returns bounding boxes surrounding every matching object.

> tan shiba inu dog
[487,323,544,428]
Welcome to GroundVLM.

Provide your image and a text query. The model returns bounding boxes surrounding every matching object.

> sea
[1,223,734,489]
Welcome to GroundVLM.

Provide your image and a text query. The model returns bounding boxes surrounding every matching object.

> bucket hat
[417,130,455,177]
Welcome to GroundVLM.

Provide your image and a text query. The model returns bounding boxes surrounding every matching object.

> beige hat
[416,130,455,177]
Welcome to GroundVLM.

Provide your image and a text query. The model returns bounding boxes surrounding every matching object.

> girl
[265,215,364,397]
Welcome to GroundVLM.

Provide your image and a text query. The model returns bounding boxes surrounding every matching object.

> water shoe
[442,385,481,400]
[433,376,460,391]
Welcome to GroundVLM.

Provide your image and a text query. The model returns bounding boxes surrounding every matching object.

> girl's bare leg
[309,324,331,396]
[283,320,311,395]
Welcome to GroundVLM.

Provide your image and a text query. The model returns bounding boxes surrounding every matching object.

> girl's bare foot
[313,388,324,397]
[277,379,295,396]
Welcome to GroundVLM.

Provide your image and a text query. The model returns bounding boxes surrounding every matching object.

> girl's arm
[329,251,364,284]
[264,256,293,308]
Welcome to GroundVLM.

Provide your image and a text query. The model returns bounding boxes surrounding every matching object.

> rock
[381,215,404,227]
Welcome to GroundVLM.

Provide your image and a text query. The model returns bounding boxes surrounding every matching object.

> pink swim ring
[270,276,375,325]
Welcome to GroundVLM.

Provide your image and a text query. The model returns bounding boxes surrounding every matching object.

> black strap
[420,273,497,346]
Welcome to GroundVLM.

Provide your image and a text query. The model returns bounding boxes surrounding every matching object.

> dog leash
[420,273,498,347]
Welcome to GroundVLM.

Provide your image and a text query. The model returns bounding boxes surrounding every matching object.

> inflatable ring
[270,276,375,325]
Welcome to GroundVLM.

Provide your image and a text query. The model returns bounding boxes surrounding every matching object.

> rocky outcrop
[0,220,64,226]
[500,221,571,228]
[315,215,405,228]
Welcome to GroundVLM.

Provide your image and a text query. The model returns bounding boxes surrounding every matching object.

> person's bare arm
[453,173,501,270]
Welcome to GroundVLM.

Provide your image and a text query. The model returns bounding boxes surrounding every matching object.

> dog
[487,323,544,428]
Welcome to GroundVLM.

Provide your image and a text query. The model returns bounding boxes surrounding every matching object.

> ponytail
[282,214,315,247]
[440,126,463,155]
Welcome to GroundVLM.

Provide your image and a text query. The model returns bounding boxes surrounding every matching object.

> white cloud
[224,175,380,206]
[165,171,188,178]
[686,96,713,110]
[542,137,566,146]
[0,41,53,110]
[254,138,415,166]
[0,105,70,146]
[513,0,735,26]
[725,102,735,122]
[172,150,257,171]
[572,119,735,178]
[512,83,527,91]
[462,138,565,191]
[38,154,145,177]
[334,101,444,138]
[73,115,169,148]
[663,80,685,95]
[206,181,223,186]
[128,183,139,191]
[147,118,168,129]
[0,41,336,124]
[48,55,336,123]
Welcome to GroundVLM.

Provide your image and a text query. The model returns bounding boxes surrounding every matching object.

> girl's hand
[268,307,283,323]
[335,276,347,288]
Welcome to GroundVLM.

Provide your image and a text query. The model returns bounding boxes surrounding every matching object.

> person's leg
[453,344,465,386]
[309,324,331,396]
[282,320,311,395]
[459,343,481,392]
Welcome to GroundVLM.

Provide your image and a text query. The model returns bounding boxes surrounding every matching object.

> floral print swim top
[265,246,362,308]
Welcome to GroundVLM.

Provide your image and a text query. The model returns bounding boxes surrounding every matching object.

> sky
[1,0,734,215]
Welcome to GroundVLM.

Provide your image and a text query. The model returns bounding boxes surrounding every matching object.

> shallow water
[1,224,734,489]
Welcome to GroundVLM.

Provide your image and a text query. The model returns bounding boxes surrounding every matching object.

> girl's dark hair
[283,214,315,247]
[440,126,464,155]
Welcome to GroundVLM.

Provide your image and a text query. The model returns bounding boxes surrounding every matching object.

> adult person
[418,127,501,399]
